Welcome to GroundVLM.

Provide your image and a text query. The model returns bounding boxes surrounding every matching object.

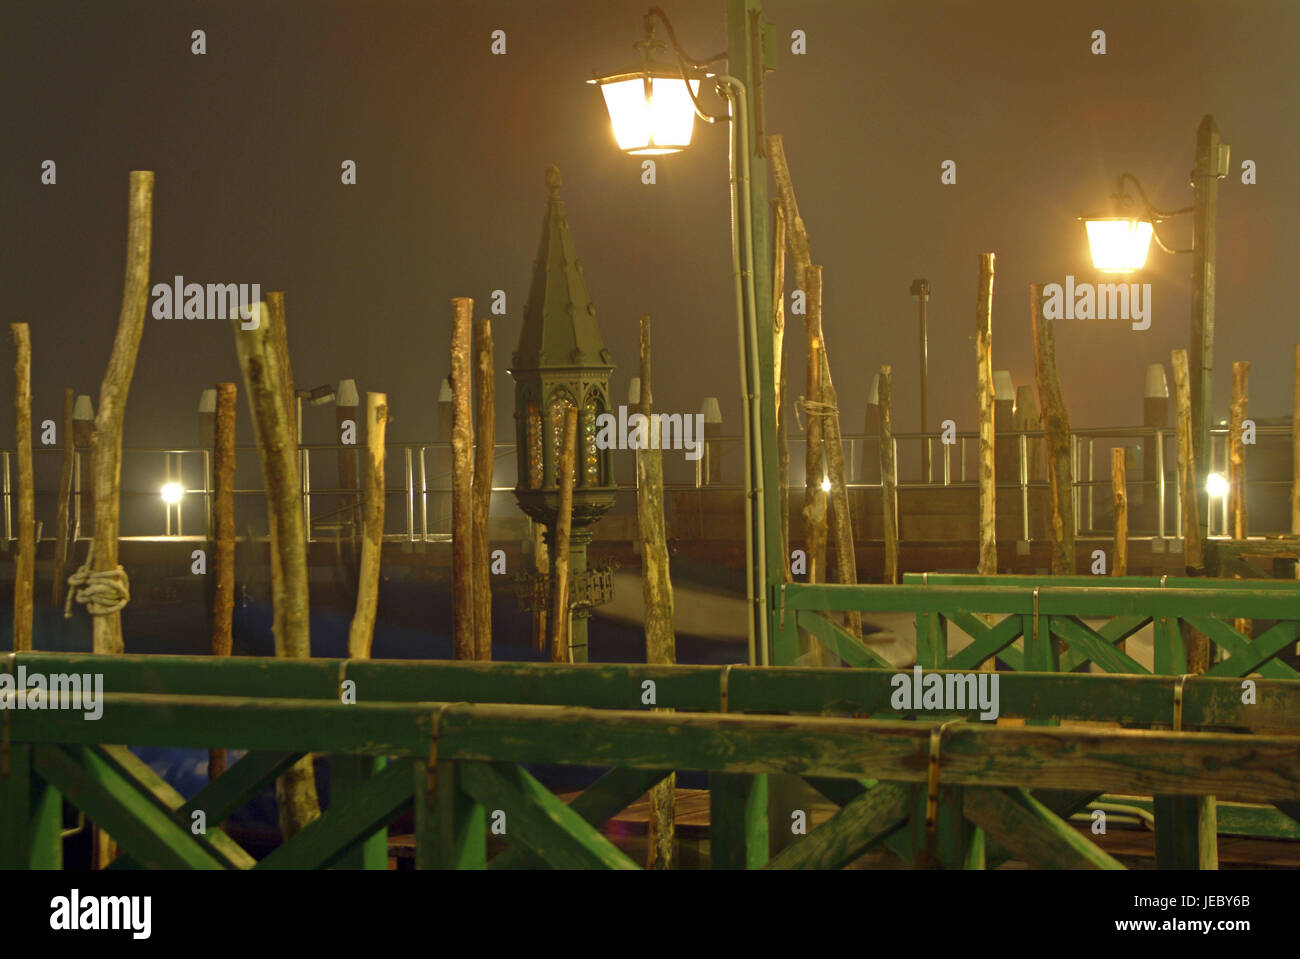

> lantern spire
[515,166,612,373]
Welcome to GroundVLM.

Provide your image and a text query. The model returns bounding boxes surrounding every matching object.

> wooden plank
[1154,795,1217,870]
[33,744,230,870]
[766,782,909,870]
[1202,620,1300,679]
[490,766,671,869]
[783,583,1300,619]
[93,744,255,871]
[257,758,412,870]
[964,787,1124,869]
[1049,615,1149,674]
[915,611,946,667]
[796,610,893,668]
[941,611,1023,670]
[459,762,637,870]
[1184,616,1299,679]
[984,790,1102,868]
[413,760,485,870]
[709,773,768,869]
[180,751,303,824]
[332,755,390,869]
[0,743,62,869]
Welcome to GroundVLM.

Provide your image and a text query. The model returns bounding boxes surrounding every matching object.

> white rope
[63,542,130,619]
[795,396,839,430]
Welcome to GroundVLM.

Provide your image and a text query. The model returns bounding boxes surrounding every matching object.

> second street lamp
[1081,116,1229,568]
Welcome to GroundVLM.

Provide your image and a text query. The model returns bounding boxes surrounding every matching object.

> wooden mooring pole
[52,388,75,608]
[231,300,321,838]
[548,406,578,663]
[450,297,475,659]
[472,317,495,661]
[975,255,996,578]
[209,382,236,780]
[1112,449,1128,578]
[637,315,677,870]
[348,393,388,659]
[9,324,34,652]
[879,365,899,586]
[1030,283,1075,575]
[1228,362,1251,637]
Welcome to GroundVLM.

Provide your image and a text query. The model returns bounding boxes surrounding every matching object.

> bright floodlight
[1085,217,1155,273]
[1206,472,1229,499]
[590,71,701,156]
[161,482,184,504]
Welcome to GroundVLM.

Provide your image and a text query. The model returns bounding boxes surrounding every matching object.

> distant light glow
[820,477,832,493]
[1085,217,1155,273]
[161,482,184,504]
[598,75,700,155]
[1206,472,1229,499]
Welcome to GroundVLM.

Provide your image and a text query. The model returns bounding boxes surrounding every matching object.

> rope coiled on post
[795,396,839,430]
[63,542,130,619]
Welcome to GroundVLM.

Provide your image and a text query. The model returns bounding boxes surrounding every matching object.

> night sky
[5,0,1298,453]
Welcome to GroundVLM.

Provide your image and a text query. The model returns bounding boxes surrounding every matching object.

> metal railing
[2,424,1294,544]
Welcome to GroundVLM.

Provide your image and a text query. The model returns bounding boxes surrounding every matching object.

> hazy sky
[5,0,1298,453]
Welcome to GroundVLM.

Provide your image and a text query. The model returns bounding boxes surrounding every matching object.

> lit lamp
[590,6,782,666]
[1083,217,1155,273]
[587,17,710,155]
[160,482,184,504]
[1081,117,1231,572]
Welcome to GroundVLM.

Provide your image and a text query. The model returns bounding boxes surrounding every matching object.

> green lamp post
[510,166,617,663]
[590,2,788,667]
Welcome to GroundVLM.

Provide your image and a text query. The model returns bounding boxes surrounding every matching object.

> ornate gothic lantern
[510,166,617,661]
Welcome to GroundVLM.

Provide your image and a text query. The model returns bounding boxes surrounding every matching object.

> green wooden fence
[3,650,1299,870]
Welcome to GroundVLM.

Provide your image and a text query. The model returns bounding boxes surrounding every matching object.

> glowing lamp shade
[1085,217,1155,273]
[160,482,184,504]
[592,73,701,155]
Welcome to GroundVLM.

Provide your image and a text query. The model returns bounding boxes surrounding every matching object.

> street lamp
[160,482,183,504]
[1082,116,1230,569]
[591,3,784,666]
[586,33,708,155]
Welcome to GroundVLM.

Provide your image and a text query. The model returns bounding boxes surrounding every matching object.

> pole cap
[73,395,94,421]
[700,396,722,423]
[1145,363,1169,399]
[198,388,216,413]
[337,378,359,407]
[993,370,1014,402]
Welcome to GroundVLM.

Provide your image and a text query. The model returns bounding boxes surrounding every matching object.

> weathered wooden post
[862,374,881,484]
[701,398,723,487]
[450,298,476,659]
[1143,364,1170,534]
[472,317,495,661]
[209,382,236,780]
[1112,448,1128,577]
[912,279,932,481]
[52,389,76,607]
[1172,350,1204,573]
[1228,361,1249,540]
[10,324,34,652]
[803,332,828,594]
[993,370,1016,484]
[548,406,578,662]
[231,301,321,838]
[1031,283,1075,574]
[773,202,789,561]
[336,378,360,540]
[72,396,93,542]
[976,255,997,578]
[348,393,388,659]
[1293,345,1300,542]
[879,365,899,585]
[637,315,677,870]
[436,377,453,533]
[82,171,153,660]
[198,388,216,447]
